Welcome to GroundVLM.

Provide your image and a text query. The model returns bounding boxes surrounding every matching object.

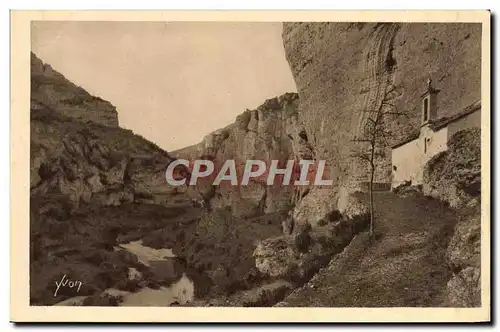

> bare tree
[352,84,406,236]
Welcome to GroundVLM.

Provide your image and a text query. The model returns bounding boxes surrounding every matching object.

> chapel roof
[391,100,481,150]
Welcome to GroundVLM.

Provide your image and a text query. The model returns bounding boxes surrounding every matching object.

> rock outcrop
[282,22,481,225]
[423,128,481,208]
[30,105,179,211]
[421,128,481,307]
[253,214,368,283]
[30,52,185,211]
[31,53,119,127]
[173,93,313,217]
[444,205,481,307]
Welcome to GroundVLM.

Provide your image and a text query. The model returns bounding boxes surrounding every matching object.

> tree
[352,83,407,237]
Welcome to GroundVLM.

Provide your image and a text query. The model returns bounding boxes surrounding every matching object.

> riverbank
[49,201,368,307]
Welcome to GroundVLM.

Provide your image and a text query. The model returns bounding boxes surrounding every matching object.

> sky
[31,21,297,151]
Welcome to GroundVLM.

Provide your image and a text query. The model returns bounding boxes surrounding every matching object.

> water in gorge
[55,239,195,306]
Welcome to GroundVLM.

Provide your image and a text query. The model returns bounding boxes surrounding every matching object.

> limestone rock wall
[173,93,312,217]
[282,22,481,224]
[31,105,177,214]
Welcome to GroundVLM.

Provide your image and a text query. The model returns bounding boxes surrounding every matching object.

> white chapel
[391,79,481,188]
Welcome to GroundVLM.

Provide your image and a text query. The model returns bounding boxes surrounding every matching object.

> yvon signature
[54,274,83,297]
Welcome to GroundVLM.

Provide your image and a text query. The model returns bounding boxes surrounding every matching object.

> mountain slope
[30,53,190,305]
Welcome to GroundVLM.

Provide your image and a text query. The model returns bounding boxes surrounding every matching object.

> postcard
[10,10,490,323]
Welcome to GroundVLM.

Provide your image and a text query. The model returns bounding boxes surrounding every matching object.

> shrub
[294,223,312,253]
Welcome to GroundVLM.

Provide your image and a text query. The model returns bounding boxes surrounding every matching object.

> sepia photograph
[10,10,490,323]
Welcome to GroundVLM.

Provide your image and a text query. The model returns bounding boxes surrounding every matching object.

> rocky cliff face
[31,53,119,127]
[445,205,481,307]
[30,106,179,211]
[282,22,481,225]
[422,128,481,306]
[423,128,481,208]
[30,53,179,210]
[173,93,313,218]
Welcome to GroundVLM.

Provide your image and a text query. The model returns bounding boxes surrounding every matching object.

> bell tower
[420,77,440,126]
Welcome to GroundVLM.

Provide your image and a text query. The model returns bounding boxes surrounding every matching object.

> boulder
[444,204,481,307]
[447,210,481,270]
[253,215,368,281]
[446,267,481,307]
[128,267,142,281]
[253,235,301,278]
[393,182,423,197]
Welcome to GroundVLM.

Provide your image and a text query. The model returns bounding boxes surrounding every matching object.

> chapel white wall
[391,125,448,188]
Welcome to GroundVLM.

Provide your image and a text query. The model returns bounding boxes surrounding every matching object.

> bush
[294,223,312,253]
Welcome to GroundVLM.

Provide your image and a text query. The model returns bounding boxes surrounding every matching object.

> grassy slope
[279,192,458,307]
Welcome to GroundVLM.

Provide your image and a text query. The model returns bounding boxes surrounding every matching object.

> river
[114,240,195,306]
[55,239,195,306]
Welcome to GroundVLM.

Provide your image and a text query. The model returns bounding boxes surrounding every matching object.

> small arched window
[424,138,428,153]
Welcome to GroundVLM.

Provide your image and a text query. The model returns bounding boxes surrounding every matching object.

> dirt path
[278,192,458,307]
